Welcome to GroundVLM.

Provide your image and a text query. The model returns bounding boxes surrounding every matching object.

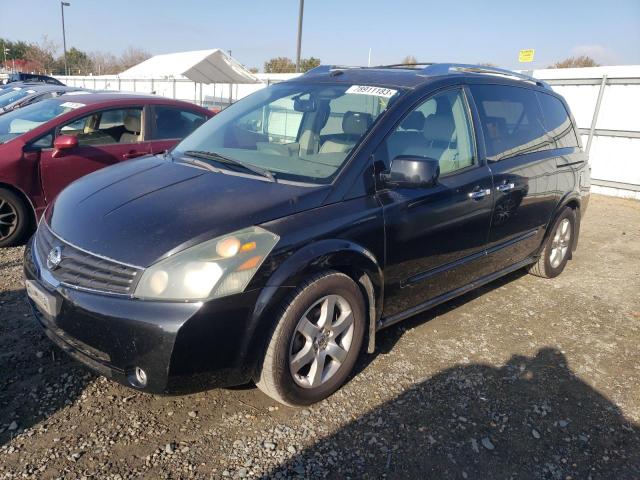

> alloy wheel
[289,294,355,389]
[0,198,18,242]
[550,218,571,268]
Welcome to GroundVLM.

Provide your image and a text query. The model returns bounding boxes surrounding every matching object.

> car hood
[47,155,330,266]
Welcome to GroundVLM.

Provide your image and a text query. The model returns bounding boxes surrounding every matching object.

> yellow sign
[519,49,535,63]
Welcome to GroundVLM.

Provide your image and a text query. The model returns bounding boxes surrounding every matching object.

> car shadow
[0,284,94,447]
[269,347,640,479]
[350,269,528,378]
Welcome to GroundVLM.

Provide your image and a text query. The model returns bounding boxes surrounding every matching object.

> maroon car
[0,93,212,246]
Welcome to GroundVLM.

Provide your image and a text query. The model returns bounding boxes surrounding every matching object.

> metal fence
[538,70,640,200]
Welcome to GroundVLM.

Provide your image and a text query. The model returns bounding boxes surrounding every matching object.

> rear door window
[536,92,579,148]
[150,106,209,140]
[469,84,551,161]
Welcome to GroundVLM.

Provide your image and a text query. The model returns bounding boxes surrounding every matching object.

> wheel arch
[244,239,384,376]
[540,193,582,257]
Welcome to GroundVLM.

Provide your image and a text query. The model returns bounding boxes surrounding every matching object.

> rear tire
[256,271,365,406]
[0,188,30,248]
[528,207,575,278]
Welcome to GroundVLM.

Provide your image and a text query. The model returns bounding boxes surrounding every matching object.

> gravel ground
[1,194,639,479]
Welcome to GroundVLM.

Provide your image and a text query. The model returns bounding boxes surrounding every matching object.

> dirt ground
[1,194,639,479]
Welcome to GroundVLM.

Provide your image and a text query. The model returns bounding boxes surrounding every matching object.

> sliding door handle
[468,188,491,200]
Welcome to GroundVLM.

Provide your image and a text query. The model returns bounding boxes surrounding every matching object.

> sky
[1,0,639,70]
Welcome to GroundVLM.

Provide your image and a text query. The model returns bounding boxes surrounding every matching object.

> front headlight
[134,226,279,301]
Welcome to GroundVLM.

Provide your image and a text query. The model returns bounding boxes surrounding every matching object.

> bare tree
[118,46,152,72]
[89,51,119,75]
[24,35,59,73]
[550,56,599,68]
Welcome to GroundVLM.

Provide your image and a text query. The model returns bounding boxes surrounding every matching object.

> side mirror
[52,135,78,158]
[383,156,440,188]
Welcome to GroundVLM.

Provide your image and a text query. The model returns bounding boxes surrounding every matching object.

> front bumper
[24,239,279,394]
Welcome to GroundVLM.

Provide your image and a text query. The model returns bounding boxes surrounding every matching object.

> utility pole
[2,44,8,71]
[295,0,304,72]
[61,2,71,75]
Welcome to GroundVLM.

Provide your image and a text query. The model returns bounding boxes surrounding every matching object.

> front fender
[240,240,385,375]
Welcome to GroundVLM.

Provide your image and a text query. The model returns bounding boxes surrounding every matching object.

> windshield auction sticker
[59,101,86,109]
[346,85,397,98]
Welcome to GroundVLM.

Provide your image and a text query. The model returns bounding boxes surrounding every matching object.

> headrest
[484,116,507,139]
[124,114,141,133]
[423,114,455,143]
[342,111,372,136]
[401,111,425,130]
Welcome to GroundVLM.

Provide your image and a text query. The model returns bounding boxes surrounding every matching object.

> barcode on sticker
[346,85,397,98]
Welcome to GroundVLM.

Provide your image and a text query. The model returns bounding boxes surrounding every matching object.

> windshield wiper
[184,150,276,182]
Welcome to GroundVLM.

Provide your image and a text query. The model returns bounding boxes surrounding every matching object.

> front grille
[35,222,142,296]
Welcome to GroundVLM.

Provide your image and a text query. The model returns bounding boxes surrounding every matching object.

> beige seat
[422,114,457,173]
[320,111,372,154]
[120,114,141,143]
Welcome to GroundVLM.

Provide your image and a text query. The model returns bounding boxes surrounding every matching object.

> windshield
[174,82,402,184]
[0,88,32,108]
[0,98,84,143]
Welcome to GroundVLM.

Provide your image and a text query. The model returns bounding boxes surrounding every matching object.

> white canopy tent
[119,49,261,84]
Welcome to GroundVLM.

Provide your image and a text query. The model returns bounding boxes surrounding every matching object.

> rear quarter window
[151,106,209,140]
[536,92,579,148]
[469,84,552,161]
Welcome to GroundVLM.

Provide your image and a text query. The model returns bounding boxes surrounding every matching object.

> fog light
[134,367,148,387]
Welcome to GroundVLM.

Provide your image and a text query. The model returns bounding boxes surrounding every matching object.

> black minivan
[24,63,590,406]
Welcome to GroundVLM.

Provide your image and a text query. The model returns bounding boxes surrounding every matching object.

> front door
[40,106,149,202]
[377,87,494,318]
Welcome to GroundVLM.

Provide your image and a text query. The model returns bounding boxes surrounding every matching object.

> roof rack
[419,63,550,88]
[303,63,549,88]
[303,65,371,77]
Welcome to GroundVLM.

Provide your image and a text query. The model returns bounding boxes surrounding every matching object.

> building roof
[118,49,261,84]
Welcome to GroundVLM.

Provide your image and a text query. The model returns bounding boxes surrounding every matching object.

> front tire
[0,188,30,248]
[529,207,575,278]
[256,271,365,406]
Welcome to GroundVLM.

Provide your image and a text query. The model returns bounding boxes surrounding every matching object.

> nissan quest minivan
[24,63,590,406]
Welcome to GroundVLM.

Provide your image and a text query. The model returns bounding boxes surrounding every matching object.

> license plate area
[26,280,60,318]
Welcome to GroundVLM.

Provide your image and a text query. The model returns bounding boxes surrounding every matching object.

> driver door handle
[496,182,516,192]
[122,151,145,160]
[468,188,491,200]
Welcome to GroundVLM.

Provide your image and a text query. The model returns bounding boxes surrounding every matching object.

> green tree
[264,56,321,73]
[401,55,418,65]
[550,56,599,68]
[299,57,321,72]
[264,57,296,73]
[0,39,30,61]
